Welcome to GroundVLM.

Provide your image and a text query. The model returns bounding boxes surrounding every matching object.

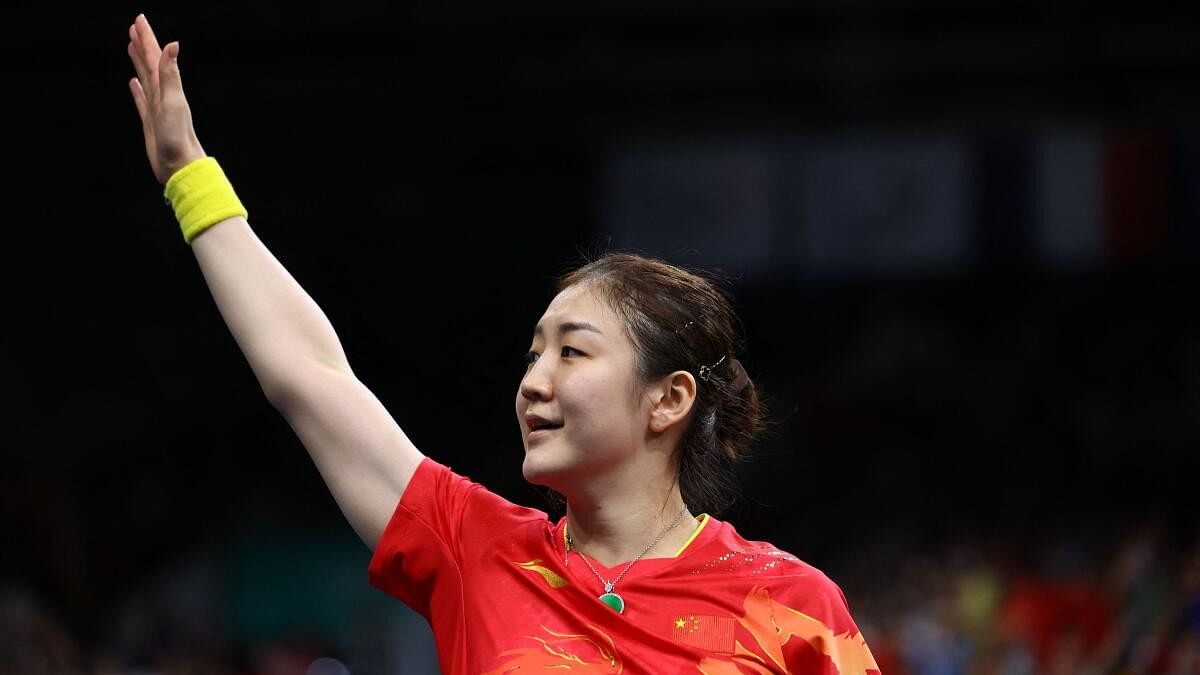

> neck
[563,474,698,568]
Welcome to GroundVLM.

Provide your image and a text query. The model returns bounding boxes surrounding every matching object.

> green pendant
[599,592,625,613]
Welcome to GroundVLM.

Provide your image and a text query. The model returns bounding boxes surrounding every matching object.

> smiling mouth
[527,422,563,439]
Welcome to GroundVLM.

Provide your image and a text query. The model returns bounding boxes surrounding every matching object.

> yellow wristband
[162,157,248,244]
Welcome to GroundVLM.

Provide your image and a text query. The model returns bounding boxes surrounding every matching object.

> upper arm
[268,363,425,550]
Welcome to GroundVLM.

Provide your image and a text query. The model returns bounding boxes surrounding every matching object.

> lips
[525,414,564,436]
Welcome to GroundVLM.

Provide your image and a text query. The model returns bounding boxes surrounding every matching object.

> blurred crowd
[4,520,1198,674]
[845,521,1200,675]
[0,531,437,675]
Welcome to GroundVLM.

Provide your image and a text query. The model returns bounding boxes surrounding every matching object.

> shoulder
[689,518,855,622]
[375,457,550,565]
[369,457,552,610]
[677,519,880,674]
[402,456,548,526]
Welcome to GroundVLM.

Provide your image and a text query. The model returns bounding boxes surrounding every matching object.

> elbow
[257,358,353,414]
[261,376,299,413]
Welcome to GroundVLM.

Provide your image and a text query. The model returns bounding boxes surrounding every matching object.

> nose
[519,357,553,403]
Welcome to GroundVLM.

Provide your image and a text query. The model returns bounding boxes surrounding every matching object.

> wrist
[162,157,248,244]
[164,145,208,183]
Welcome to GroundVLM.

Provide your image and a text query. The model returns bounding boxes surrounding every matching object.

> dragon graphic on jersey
[698,586,880,675]
[483,624,623,674]
[484,586,878,674]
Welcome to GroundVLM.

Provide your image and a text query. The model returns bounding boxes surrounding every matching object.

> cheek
[564,373,641,430]
[565,371,609,407]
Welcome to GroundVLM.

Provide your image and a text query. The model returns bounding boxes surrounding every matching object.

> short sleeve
[777,573,881,675]
[367,457,546,619]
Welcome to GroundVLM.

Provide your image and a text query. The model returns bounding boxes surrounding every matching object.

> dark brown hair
[555,252,767,515]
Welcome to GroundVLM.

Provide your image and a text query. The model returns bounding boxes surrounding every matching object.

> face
[515,283,650,490]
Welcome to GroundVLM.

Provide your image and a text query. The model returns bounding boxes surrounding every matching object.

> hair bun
[728,358,750,394]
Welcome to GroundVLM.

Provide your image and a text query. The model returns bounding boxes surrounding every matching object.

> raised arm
[126,14,422,549]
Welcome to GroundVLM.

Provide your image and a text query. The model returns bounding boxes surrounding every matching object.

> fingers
[127,35,152,96]
[128,77,156,157]
[129,14,162,94]
[136,13,163,52]
[157,42,182,92]
[128,76,148,123]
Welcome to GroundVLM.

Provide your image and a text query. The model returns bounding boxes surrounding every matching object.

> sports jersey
[369,458,880,674]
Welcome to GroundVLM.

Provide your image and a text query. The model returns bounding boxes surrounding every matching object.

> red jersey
[369,458,880,674]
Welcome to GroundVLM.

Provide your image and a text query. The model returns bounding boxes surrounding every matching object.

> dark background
[4,2,1200,673]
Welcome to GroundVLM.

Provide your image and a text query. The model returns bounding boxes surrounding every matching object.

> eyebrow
[533,320,604,337]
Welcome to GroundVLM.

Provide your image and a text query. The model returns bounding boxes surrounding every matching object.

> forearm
[190,215,351,399]
[129,16,420,543]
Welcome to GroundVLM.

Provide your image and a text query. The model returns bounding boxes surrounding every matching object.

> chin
[521,448,573,490]
[520,452,556,486]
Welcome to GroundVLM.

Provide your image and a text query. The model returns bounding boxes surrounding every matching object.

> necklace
[565,505,690,614]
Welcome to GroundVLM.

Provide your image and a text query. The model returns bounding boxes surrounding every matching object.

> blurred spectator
[0,584,83,675]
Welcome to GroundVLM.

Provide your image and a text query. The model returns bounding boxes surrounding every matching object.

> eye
[561,346,583,358]
[524,351,540,366]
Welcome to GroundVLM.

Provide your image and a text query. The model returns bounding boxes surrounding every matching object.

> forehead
[535,283,620,333]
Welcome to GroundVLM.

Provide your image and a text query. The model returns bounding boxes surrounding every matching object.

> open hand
[127,14,207,185]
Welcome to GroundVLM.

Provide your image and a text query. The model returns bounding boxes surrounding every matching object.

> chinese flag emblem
[671,614,735,652]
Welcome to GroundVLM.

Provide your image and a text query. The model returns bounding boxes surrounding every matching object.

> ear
[648,370,697,433]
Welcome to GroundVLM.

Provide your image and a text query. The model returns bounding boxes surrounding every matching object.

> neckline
[559,514,713,569]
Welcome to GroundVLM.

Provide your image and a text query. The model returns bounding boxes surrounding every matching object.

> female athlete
[126,13,880,674]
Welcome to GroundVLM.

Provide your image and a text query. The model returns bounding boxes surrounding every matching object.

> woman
[126,13,880,674]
